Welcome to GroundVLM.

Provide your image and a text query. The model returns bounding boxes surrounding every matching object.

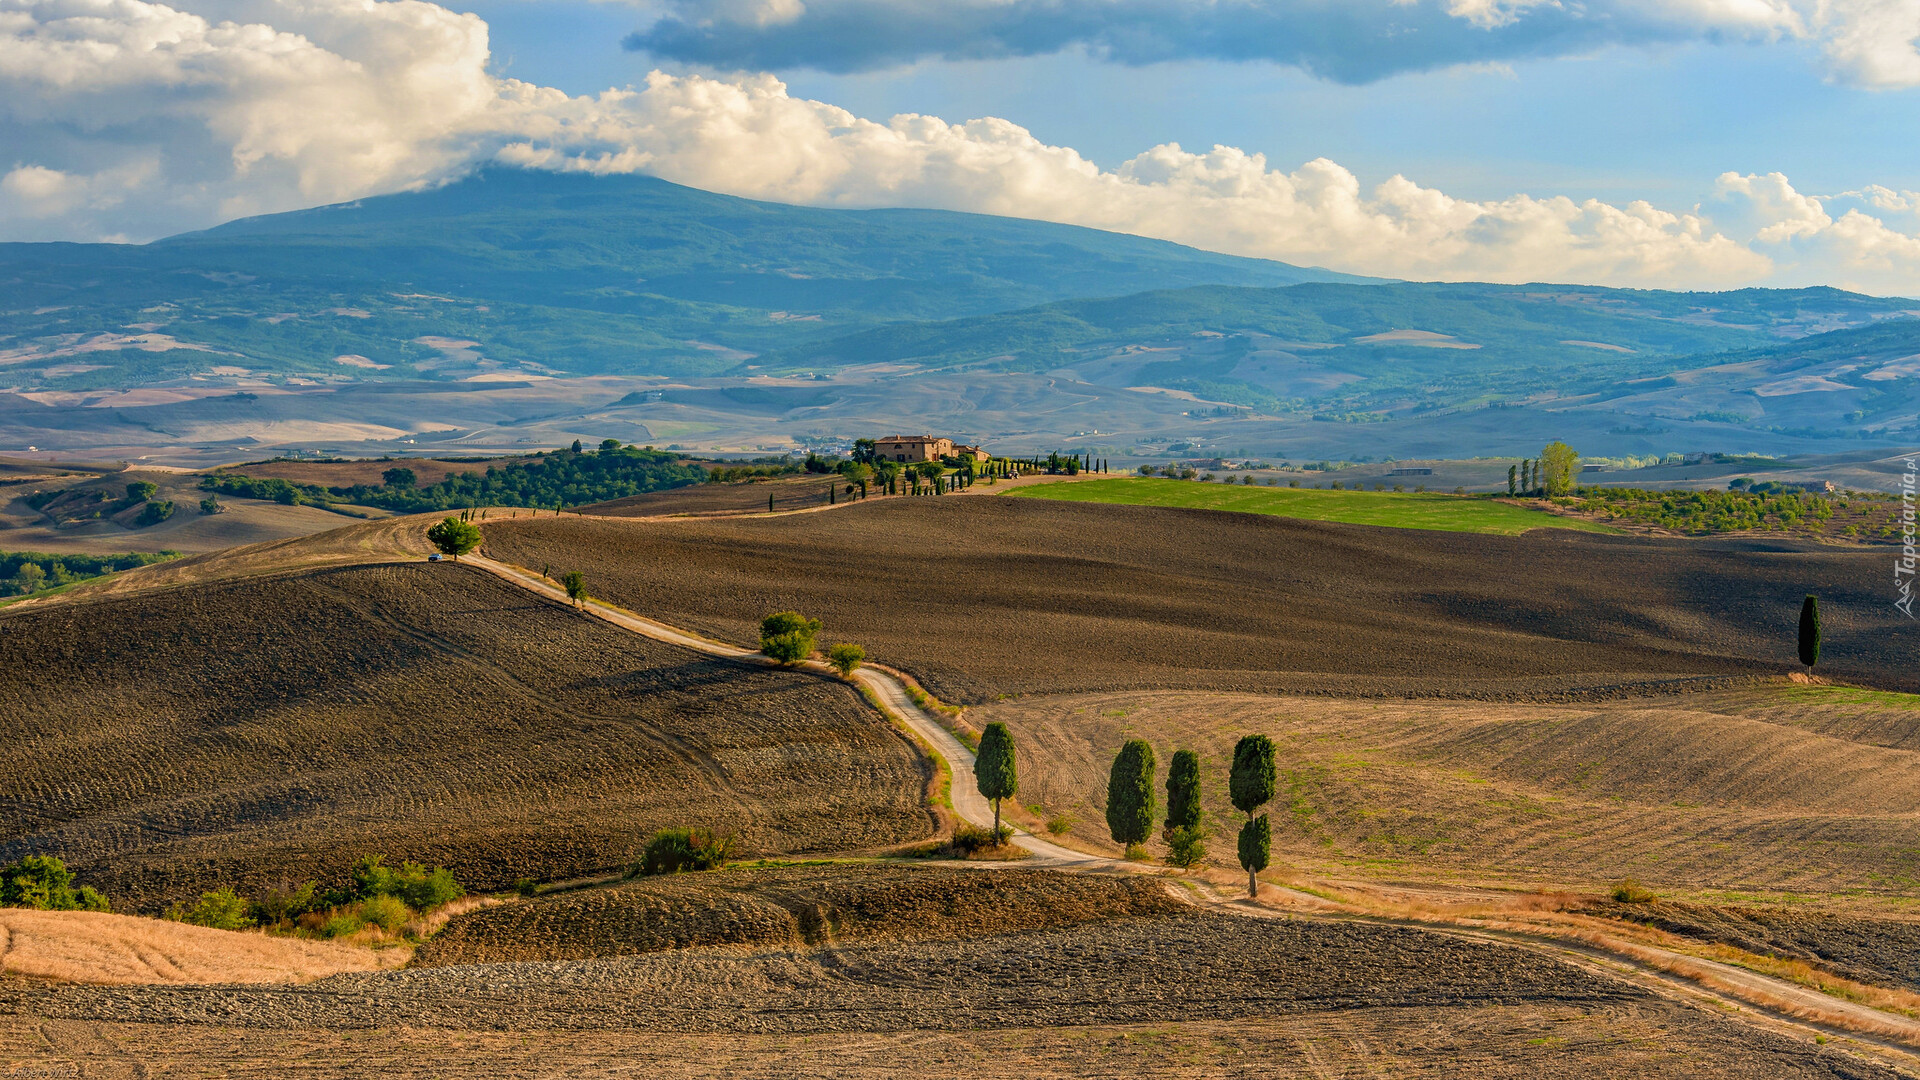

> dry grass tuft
[0,908,398,985]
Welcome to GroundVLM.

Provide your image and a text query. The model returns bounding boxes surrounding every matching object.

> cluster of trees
[1,855,110,911]
[1105,736,1275,895]
[0,549,177,597]
[203,442,705,512]
[24,481,177,529]
[1508,441,1579,497]
[169,855,464,939]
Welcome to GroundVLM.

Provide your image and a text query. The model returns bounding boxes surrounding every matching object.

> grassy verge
[1007,477,1620,535]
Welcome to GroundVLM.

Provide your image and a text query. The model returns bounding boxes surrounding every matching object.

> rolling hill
[0,169,1363,389]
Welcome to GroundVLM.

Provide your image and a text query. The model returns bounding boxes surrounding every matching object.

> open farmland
[1009,476,1619,534]
[970,686,1920,897]
[481,497,1913,702]
[7,910,1901,1079]
[414,863,1186,965]
[0,560,932,910]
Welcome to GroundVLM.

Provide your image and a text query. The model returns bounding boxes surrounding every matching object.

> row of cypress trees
[1106,735,1277,896]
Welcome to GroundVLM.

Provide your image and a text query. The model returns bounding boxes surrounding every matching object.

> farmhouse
[873,435,990,463]
[874,435,952,462]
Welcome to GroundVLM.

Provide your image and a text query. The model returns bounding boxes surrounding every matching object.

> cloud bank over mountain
[626,0,1920,89]
[2,0,1918,293]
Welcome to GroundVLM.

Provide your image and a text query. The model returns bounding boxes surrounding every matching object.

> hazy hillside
[767,281,1920,422]
[0,169,1364,389]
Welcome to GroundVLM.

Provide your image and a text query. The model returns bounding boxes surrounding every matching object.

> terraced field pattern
[0,561,933,910]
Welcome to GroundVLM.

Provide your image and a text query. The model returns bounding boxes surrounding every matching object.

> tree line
[202,442,705,512]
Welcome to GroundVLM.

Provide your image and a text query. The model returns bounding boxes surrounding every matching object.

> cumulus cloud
[624,0,1920,88]
[1,0,1919,293]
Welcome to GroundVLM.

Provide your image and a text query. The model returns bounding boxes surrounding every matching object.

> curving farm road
[462,533,1920,1069]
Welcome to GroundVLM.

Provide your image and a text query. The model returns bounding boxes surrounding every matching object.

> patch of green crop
[1007,477,1620,536]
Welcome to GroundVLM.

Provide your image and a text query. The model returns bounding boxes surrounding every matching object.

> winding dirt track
[464,543,1920,1070]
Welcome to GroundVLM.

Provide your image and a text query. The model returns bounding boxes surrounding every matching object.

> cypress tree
[1164,749,1202,832]
[1106,740,1157,850]
[1238,814,1271,892]
[769,493,775,513]
[1508,465,1518,496]
[1798,594,1822,671]
[1229,734,1277,897]
[975,722,1018,841]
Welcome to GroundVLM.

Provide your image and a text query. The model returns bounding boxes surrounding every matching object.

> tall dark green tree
[1507,465,1518,496]
[1238,814,1271,892]
[1798,594,1822,671]
[1164,749,1202,833]
[1106,740,1157,850]
[1230,734,1277,897]
[976,722,1018,841]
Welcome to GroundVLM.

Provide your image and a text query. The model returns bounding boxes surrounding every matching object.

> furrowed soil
[973,687,1920,895]
[3,912,1899,1078]
[480,497,1912,702]
[588,474,848,516]
[0,561,932,910]
[1584,899,1920,994]
[412,863,1186,965]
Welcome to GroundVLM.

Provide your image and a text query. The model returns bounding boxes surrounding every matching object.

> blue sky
[469,2,1919,205]
[4,0,1919,292]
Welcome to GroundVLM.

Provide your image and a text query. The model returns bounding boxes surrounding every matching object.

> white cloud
[1,0,1918,293]
[624,0,1920,89]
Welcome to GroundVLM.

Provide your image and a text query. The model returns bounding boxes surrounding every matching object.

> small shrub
[513,877,539,897]
[760,610,821,664]
[947,822,1014,856]
[391,861,464,910]
[1611,879,1657,904]
[319,908,366,938]
[170,886,253,930]
[1165,825,1207,868]
[199,496,222,515]
[640,827,737,875]
[0,855,108,911]
[134,500,175,526]
[1046,813,1074,836]
[250,880,318,924]
[1123,842,1152,861]
[562,570,587,606]
[359,893,411,933]
[827,641,865,677]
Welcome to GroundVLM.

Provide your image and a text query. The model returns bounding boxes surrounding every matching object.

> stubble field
[967,686,1920,898]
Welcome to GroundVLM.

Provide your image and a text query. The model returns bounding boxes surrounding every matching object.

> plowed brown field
[481,498,1911,702]
[0,562,932,910]
[412,863,1185,965]
[4,912,1900,1079]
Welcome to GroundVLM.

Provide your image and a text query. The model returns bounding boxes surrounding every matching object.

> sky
[4,0,1920,293]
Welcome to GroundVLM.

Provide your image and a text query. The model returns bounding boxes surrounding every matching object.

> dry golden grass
[0,908,398,985]
[977,686,1920,897]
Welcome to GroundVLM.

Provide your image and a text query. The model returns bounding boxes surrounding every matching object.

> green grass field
[1006,478,1621,535]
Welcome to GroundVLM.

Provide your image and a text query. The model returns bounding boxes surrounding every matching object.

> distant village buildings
[874,434,989,464]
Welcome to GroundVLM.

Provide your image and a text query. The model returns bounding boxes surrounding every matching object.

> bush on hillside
[135,500,175,527]
[169,886,253,930]
[946,822,1015,857]
[760,610,821,664]
[638,828,736,875]
[0,855,110,912]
